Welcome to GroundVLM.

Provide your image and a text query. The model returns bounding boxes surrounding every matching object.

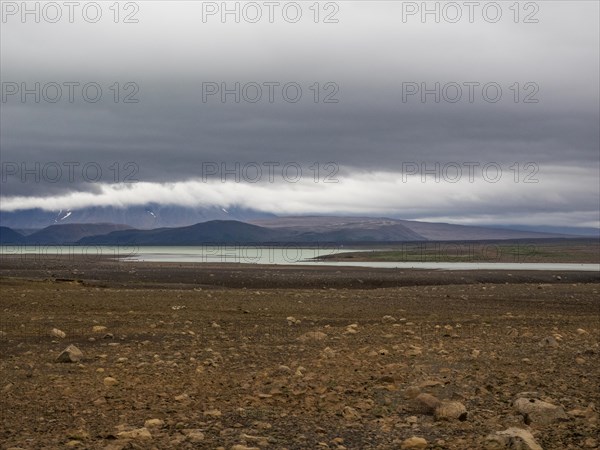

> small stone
[144,418,164,428]
[92,325,107,333]
[321,347,336,358]
[103,377,118,387]
[275,365,292,375]
[297,331,327,342]
[204,409,222,418]
[50,328,66,339]
[404,386,421,399]
[231,445,259,450]
[484,427,542,450]
[116,427,152,440]
[400,436,428,449]
[576,328,588,335]
[414,393,441,414]
[344,324,359,334]
[434,401,467,421]
[540,336,559,348]
[405,346,422,357]
[382,315,397,324]
[342,406,361,421]
[56,345,83,363]
[183,429,205,443]
[513,397,567,425]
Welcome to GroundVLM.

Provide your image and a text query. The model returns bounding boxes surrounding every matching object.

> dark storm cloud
[0,1,598,226]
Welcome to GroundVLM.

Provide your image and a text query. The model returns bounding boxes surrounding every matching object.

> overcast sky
[1,1,598,228]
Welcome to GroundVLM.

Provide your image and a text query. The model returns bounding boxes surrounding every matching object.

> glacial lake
[1,245,599,272]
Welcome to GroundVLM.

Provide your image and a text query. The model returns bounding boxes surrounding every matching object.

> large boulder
[513,397,567,425]
[56,345,83,363]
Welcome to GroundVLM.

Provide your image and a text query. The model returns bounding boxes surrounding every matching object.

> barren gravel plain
[0,256,598,450]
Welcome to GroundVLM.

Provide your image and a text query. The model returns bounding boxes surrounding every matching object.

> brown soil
[0,257,598,449]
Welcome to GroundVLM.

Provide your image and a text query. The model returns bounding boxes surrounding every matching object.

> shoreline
[1,255,598,289]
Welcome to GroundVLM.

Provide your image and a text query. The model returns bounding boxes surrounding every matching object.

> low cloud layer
[2,166,597,228]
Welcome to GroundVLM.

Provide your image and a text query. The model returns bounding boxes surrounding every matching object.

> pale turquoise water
[1,245,599,271]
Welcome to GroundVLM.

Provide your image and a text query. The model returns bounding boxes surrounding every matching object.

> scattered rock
[297,331,327,342]
[539,336,559,348]
[513,397,567,425]
[92,325,107,333]
[342,406,361,421]
[56,345,83,363]
[484,427,542,450]
[182,429,205,443]
[174,393,189,402]
[404,386,421,399]
[434,401,467,421]
[275,365,292,375]
[414,393,441,414]
[50,328,66,339]
[204,409,222,418]
[400,436,428,449]
[382,315,397,324]
[103,377,118,387]
[583,438,598,448]
[286,316,300,325]
[321,347,336,358]
[405,346,422,357]
[116,427,152,440]
[344,324,359,334]
[143,418,164,429]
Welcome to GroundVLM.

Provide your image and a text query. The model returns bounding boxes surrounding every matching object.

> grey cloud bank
[0,1,598,228]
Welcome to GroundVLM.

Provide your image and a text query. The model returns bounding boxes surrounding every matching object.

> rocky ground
[0,258,598,449]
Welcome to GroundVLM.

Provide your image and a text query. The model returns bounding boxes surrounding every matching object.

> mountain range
[0,216,581,246]
[0,205,275,231]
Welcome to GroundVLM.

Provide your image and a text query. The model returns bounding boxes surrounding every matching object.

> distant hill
[0,226,26,245]
[78,220,293,245]
[78,220,426,245]
[250,216,572,241]
[26,223,133,244]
